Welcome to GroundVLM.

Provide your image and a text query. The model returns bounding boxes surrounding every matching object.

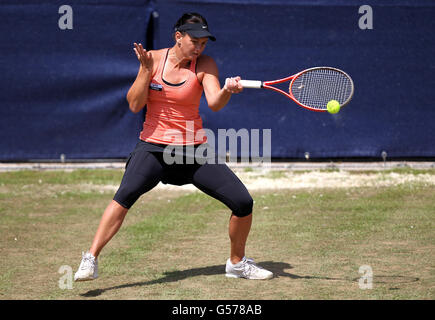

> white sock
[231,256,247,267]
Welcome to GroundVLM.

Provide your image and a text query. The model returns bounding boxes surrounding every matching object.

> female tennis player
[74,13,272,281]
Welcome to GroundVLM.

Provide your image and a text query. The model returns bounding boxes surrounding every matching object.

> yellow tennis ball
[327,100,340,114]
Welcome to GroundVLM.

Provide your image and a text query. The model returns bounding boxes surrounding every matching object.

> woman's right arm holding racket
[127,43,154,113]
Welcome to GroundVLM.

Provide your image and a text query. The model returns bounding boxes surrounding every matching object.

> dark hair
[173,12,209,38]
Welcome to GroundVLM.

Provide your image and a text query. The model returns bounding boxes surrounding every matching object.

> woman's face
[177,33,208,59]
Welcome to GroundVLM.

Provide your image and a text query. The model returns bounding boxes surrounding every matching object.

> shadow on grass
[80,261,363,298]
[80,261,419,298]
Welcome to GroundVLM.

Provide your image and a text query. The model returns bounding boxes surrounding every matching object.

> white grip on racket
[239,80,263,89]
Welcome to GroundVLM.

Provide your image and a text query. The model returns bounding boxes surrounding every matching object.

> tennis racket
[239,67,354,112]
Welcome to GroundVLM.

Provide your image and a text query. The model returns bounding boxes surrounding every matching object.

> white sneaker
[225,257,273,280]
[74,251,98,281]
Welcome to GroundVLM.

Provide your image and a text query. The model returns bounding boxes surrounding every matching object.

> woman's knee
[232,194,253,217]
[113,185,138,209]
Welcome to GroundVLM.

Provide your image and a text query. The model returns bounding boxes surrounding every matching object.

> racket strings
[290,69,353,110]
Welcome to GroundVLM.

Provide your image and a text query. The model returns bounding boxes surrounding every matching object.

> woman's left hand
[224,76,243,94]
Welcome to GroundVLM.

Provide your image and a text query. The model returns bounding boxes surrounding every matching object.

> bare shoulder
[147,48,167,75]
[149,48,166,62]
[197,54,218,74]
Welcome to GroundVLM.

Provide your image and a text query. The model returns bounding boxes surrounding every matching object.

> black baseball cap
[175,23,216,41]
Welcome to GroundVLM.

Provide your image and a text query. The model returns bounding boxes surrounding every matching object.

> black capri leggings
[113,141,253,217]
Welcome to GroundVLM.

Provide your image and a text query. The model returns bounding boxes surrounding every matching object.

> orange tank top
[139,49,207,145]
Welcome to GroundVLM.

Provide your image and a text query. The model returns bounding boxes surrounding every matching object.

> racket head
[289,67,354,112]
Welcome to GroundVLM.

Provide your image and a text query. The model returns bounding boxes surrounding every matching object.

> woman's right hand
[133,43,153,72]
[127,43,154,113]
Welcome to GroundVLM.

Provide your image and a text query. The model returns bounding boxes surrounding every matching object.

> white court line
[0,161,434,172]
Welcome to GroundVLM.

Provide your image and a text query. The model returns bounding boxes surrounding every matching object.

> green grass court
[0,168,434,299]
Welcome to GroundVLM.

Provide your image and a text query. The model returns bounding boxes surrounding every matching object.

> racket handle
[239,80,263,89]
